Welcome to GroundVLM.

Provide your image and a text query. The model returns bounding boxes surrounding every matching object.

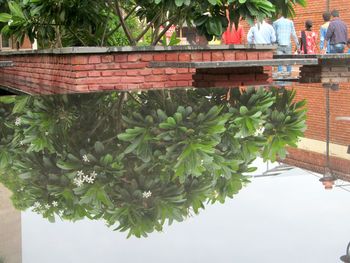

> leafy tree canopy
[0,0,306,48]
[0,87,306,237]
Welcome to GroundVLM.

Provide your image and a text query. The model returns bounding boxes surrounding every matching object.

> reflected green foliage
[0,88,306,237]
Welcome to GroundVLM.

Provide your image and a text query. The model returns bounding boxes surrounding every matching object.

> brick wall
[282,82,350,177]
[0,46,273,94]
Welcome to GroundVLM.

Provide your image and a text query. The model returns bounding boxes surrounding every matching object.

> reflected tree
[0,87,306,237]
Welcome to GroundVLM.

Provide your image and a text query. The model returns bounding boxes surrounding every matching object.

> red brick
[72,65,95,71]
[76,72,88,78]
[95,64,121,70]
[153,54,166,61]
[169,74,193,81]
[88,71,101,77]
[179,53,191,61]
[71,56,88,65]
[88,55,101,64]
[258,52,273,60]
[152,69,165,75]
[166,53,179,61]
[247,52,259,60]
[127,70,140,76]
[114,54,128,62]
[177,81,192,87]
[177,68,189,74]
[190,53,203,61]
[235,52,247,61]
[120,76,145,83]
[145,75,168,82]
[102,55,114,63]
[165,68,177,74]
[224,51,236,60]
[141,54,153,62]
[128,54,141,62]
[203,52,211,61]
[120,62,148,69]
[211,51,224,61]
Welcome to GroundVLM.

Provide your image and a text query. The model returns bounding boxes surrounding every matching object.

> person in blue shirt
[320,12,331,53]
[273,16,300,75]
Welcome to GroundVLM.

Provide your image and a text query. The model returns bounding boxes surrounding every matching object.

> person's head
[305,20,313,31]
[347,39,350,48]
[322,11,331,22]
[331,9,340,18]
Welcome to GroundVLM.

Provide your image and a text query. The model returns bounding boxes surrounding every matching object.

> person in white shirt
[247,19,276,44]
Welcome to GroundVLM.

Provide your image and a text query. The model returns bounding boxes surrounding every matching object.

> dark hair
[305,20,313,30]
[322,11,331,22]
[347,39,350,45]
[331,9,339,17]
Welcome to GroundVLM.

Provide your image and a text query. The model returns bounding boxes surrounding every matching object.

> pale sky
[20,166,350,263]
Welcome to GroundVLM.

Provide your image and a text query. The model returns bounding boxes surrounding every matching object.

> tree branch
[111,0,136,46]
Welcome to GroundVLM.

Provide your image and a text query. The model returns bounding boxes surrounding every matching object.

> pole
[326,0,330,12]
[326,85,330,170]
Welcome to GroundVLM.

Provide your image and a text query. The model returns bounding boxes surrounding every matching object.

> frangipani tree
[0,87,306,237]
[0,0,306,47]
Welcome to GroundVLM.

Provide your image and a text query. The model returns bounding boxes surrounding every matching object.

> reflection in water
[0,87,306,237]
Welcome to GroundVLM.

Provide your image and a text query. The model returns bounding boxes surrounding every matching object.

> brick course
[0,48,274,94]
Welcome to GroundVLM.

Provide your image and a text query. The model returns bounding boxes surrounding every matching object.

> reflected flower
[52,201,58,207]
[15,117,21,126]
[90,171,97,178]
[73,177,84,187]
[85,176,95,184]
[142,191,152,199]
[82,155,90,163]
[45,131,49,136]
[33,202,41,208]
[44,204,51,209]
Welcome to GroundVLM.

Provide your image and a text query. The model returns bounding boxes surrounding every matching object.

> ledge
[0,61,13,67]
[150,58,318,69]
[274,54,350,59]
[0,44,276,56]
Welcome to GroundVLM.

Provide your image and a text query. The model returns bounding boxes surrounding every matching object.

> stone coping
[150,58,319,69]
[274,54,350,59]
[0,44,276,56]
[0,61,13,67]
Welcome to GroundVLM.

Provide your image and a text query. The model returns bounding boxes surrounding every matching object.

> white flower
[82,155,90,163]
[20,141,24,146]
[85,176,95,184]
[142,191,152,199]
[73,177,84,187]
[15,117,21,126]
[52,201,58,207]
[58,210,64,216]
[90,171,97,179]
[77,170,84,177]
[33,202,41,208]
[45,132,49,136]
[8,19,13,26]
[200,159,204,165]
[44,204,51,209]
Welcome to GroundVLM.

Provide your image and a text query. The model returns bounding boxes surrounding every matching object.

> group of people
[221,9,349,74]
